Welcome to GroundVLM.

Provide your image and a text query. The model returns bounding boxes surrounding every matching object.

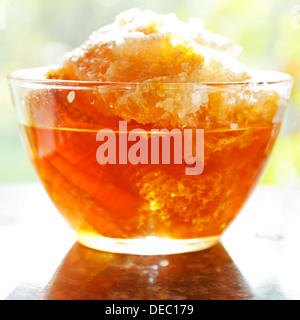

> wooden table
[0,183,299,300]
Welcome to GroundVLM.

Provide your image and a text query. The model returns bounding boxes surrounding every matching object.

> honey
[20,122,280,242]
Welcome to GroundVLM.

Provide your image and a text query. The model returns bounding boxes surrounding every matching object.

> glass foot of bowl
[77,232,220,255]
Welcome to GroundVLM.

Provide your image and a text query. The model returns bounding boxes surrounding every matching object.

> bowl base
[77,232,220,255]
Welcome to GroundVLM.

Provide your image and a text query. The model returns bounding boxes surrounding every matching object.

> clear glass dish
[8,67,293,255]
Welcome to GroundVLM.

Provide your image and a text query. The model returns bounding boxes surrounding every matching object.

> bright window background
[0,0,299,185]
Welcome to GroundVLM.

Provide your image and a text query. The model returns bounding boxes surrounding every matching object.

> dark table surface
[0,183,299,300]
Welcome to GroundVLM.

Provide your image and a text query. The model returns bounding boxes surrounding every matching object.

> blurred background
[0,0,299,185]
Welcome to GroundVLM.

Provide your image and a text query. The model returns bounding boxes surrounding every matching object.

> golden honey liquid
[20,123,280,243]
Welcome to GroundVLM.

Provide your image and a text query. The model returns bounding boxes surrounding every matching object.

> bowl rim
[7,66,294,88]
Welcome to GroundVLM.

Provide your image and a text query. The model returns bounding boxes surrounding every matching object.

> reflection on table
[44,242,253,300]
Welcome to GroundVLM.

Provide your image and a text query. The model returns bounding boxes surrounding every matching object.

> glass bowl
[8,67,293,255]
